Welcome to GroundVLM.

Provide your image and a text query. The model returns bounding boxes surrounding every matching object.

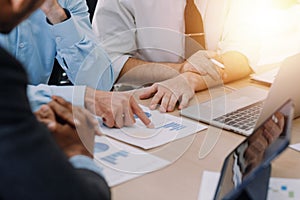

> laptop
[180,53,300,136]
[213,99,294,200]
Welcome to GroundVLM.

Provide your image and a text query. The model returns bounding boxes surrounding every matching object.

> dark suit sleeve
[0,47,110,200]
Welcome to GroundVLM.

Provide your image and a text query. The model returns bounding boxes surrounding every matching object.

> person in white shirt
[92,0,260,112]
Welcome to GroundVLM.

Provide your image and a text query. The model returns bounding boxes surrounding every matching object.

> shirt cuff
[50,12,83,48]
[69,155,104,177]
[27,84,86,112]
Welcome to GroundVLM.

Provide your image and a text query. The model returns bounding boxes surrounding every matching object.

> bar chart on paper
[99,105,207,149]
[93,136,170,187]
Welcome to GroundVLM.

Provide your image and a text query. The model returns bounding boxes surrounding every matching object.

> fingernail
[159,107,166,113]
[40,105,49,112]
[47,122,56,129]
[150,105,156,110]
[146,122,155,129]
[74,119,81,126]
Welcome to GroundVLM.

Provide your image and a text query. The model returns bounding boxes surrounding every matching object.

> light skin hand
[40,0,67,24]
[181,50,220,80]
[84,87,153,128]
[140,73,195,112]
[35,96,101,158]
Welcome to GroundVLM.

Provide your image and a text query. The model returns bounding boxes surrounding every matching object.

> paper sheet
[99,105,207,149]
[198,171,220,200]
[250,67,280,85]
[93,136,170,187]
[198,171,300,200]
[289,143,300,152]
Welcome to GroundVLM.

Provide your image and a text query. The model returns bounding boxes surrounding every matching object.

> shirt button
[19,43,24,48]
[56,37,61,42]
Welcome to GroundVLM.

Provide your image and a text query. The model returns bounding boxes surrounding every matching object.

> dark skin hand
[35,96,101,158]
[244,112,285,175]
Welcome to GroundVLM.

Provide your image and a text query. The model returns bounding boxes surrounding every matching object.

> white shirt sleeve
[197,0,261,71]
[92,0,137,82]
[218,0,261,71]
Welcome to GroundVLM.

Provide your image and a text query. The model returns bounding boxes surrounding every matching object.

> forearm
[41,1,68,24]
[218,51,253,83]
[118,57,184,84]
[182,51,252,92]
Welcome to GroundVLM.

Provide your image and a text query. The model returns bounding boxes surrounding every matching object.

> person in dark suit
[0,0,110,199]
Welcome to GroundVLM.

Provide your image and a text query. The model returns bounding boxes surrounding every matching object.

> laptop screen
[214,99,294,200]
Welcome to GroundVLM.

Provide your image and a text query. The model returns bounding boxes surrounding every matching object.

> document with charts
[94,136,170,186]
[99,105,207,149]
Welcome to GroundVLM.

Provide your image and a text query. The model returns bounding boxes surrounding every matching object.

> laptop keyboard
[213,101,264,131]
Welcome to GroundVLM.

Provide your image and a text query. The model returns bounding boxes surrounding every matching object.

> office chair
[48,0,98,86]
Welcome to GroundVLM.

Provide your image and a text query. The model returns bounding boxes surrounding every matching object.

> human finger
[131,99,153,128]
[262,127,274,145]
[274,112,285,130]
[74,107,101,136]
[206,60,221,80]
[149,89,164,110]
[102,112,115,128]
[84,110,101,136]
[264,117,282,137]
[159,92,171,113]
[35,104,54,120]
[178,94,190,110]
[52,96,73,110]
[48,100,75,127]
[114,108,125,128]
[187,51,220,80]
[139,84,158,100]
[167,94,178,112]
[123,103,135,127]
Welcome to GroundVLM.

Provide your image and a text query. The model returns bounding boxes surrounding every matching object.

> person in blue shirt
[0,0,152,128]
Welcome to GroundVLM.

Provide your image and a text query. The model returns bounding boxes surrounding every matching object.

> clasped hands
[35,96,99,158]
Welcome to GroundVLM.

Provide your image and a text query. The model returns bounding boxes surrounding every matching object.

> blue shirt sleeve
[69,155,104,178]
[0,0,114,89]
[27,84,86,112]
[51,1,114,91]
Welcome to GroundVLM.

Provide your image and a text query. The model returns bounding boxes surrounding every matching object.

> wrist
[173,62,185,73]
[181,72,199,90]
[84,87,96,114]
[65,144,93,159]
[42,4,68,24]
[181,72,206,91]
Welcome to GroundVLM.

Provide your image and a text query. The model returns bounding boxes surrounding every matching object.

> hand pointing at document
[84,87,153,129]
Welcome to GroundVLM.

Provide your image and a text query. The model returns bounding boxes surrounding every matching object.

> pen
[185,33,205,37]
[210,58,225,69]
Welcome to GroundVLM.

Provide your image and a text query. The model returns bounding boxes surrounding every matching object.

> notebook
[180,53,300,136]
[213,99,294,200]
